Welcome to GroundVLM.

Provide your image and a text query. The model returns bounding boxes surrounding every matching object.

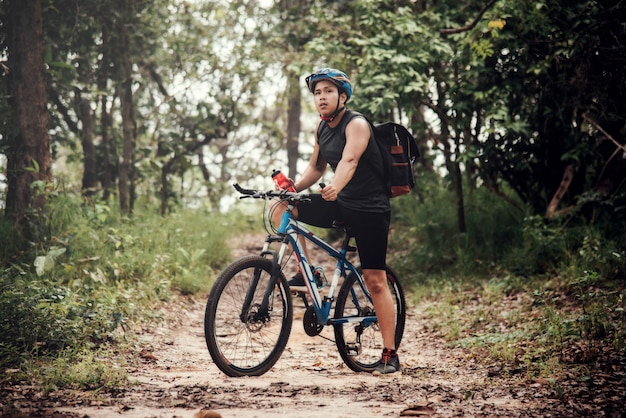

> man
[272,68,399,375]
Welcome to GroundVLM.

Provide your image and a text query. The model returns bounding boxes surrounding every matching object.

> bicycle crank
[303,306,324,336]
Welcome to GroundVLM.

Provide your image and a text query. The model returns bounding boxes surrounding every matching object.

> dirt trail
[2,234,612,417]
[51,295,563,418]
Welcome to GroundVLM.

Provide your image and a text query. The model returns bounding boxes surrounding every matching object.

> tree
[303,0,626,231]
[458,0,626,226]
[39,0,279,213]
[275,0,315,180]
[2,0,52,244]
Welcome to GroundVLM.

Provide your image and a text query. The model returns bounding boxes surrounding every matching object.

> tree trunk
[100,94,114,200]
[76,76,97,196]
[453,159,466,234]
[98,25,115,201]
[117,7,136,215]
[286,74,301,180]
[5,0,52,243]
[160,163,170,216]
[440,122,466,234]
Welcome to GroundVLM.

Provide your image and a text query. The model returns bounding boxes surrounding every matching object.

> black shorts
[296,195,390,270]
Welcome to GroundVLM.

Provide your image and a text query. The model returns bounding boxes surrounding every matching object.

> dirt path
[3,235,613,417]
[45,295,564,418]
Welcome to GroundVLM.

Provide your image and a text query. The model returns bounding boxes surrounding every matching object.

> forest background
[0,0,624,411]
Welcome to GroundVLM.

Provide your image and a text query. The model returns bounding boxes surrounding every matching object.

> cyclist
[271,68,399,375]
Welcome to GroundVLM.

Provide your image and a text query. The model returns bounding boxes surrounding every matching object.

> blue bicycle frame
[267,201,378,328]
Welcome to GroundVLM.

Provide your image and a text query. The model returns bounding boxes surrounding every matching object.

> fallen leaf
[400,404,435,416]
[139,348,158,361]
[193,410,222,418]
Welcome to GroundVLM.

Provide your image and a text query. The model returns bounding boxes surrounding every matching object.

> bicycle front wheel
[204,255,293,377]
[334,265,406,373]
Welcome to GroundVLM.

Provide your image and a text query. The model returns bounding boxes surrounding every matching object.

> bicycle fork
[239,236,286,324]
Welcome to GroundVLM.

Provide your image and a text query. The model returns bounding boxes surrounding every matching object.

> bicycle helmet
[305,68,353,101]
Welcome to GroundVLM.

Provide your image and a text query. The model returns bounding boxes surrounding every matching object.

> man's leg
[363,268,396,350]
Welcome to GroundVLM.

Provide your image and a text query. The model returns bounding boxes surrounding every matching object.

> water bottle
[271,169,296,192]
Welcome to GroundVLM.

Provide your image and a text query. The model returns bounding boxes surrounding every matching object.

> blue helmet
[305,68,353,101]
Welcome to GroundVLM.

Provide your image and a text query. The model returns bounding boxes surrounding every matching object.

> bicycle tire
[333,265,406,373]
[204,255,293,377]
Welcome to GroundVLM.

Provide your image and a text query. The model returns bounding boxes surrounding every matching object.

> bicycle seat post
[339,227,357,255]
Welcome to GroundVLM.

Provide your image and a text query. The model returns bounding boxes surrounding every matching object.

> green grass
[0,192,250,387]
[408,271,625,382]
[25,347,128,393]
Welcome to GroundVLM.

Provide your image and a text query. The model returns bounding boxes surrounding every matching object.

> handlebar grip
[319,183,326,189]
[233,183,256,195]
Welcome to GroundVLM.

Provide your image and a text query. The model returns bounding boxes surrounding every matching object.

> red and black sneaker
[373,348,400,375]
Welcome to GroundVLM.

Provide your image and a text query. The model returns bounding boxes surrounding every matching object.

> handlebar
[233,183,313,203]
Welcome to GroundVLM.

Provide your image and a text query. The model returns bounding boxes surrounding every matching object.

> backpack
[370,121,420,197]
[319,110,419,198]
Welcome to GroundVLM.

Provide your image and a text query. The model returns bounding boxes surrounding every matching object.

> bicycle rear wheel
[204,255,293,377]
[333,265,406,373]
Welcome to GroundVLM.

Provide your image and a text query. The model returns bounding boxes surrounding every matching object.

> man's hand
[320,183,338,201]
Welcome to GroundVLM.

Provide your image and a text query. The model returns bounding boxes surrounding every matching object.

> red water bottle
[271,169,296,191]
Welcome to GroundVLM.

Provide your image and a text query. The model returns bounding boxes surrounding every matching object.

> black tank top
[317,110,390,212]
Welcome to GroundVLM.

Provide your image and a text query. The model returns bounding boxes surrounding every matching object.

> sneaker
[373,348,400,376]
[288,268,323,292]
[288,271,307,291]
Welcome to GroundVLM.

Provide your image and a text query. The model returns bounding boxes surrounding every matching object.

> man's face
[313,80,345,116]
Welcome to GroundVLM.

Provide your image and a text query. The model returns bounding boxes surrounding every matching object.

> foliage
[0,192,236,375]
[24,0,283,213]
[389,172,527,278]
[390,170,625,393]
[390,169,626,282]
[23,347,127,393]
[302,0,626,233]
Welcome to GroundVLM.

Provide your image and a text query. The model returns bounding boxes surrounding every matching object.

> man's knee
[363,269,387,293]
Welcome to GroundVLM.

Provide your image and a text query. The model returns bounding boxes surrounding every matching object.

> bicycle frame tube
[277,207,363,323]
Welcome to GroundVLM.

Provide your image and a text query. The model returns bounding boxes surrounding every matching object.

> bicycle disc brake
[244,303,269,332]
[303,305,324,337]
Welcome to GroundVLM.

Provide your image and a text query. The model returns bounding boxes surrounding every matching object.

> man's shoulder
[344,109,364,120]
[343,109,369,130]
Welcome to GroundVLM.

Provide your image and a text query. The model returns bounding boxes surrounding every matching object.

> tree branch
[583,113,626,152]
[440,0,499,36]
[546,163,576,219]
[48,87,80,134]
[583,113,626,193]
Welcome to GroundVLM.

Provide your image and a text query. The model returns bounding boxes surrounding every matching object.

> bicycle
[204,184,406,377]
